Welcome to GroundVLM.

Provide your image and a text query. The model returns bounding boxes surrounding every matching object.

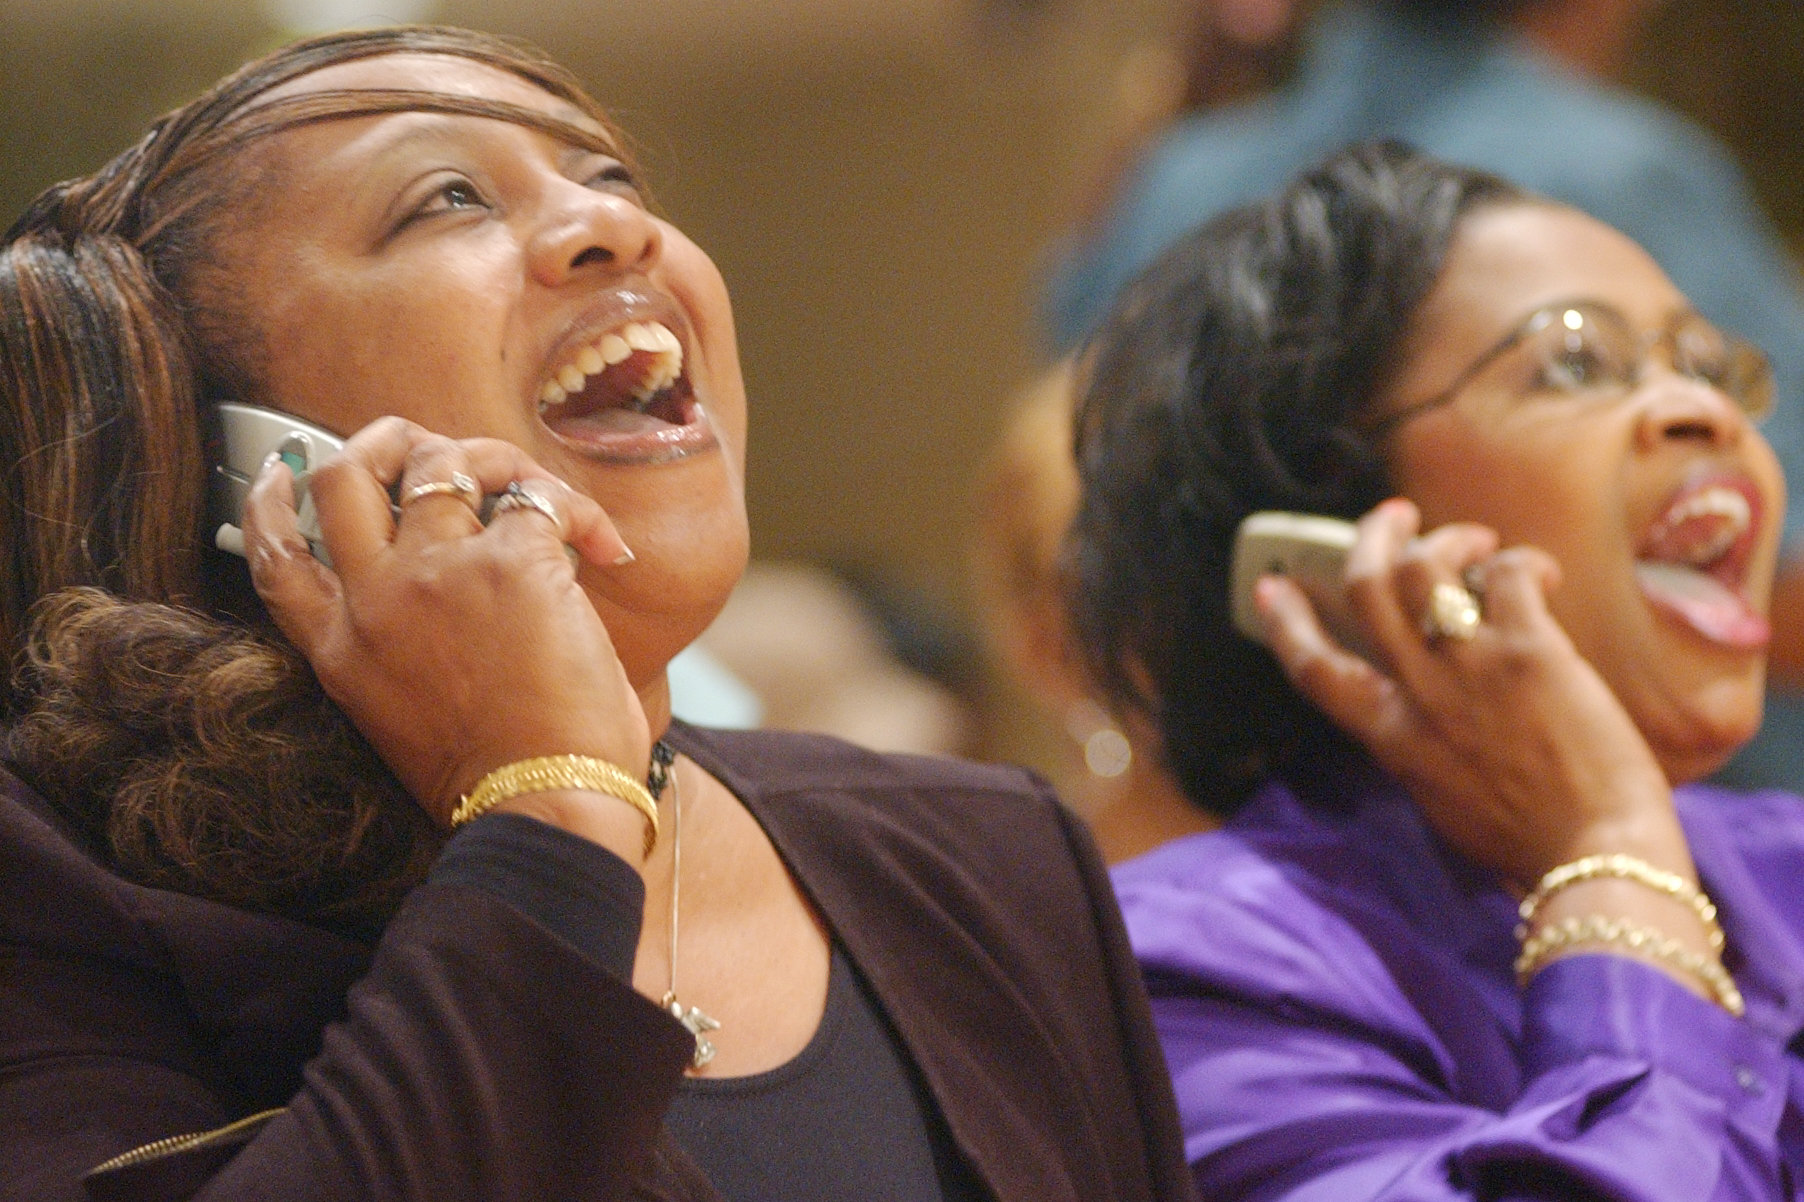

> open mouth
[1634,475,1769,650]
[536,318,714,463]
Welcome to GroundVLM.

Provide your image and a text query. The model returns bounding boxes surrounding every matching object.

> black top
[445,817,982,1200]
[666,945,985,1202]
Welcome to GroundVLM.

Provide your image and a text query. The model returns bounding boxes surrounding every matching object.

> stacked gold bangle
[1512,853,1742,1017]
[1515,914,1744,1016]
[1516,853,1724,951]
[450,754,660,857]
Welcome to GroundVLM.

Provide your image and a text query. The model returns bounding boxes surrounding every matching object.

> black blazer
[0,724,1194,1201]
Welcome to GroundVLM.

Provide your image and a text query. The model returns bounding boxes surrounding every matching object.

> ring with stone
[1421,581,1483,643]
[488,480,562,531]
[401,472,479,510]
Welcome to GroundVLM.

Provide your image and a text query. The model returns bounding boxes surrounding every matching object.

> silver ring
[401,472,478,510]
[489,481,561,531]
[1422,581,1482,642]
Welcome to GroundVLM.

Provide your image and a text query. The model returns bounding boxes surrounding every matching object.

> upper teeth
[1667,487,1750,531]
[538,320,683,409]
[1654,486,1752,564]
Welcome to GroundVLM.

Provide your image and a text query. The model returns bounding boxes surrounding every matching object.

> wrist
[1541,810,1693,885]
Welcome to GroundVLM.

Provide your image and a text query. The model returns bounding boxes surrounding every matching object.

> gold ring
[489,481,561,530]
[401,472,478,510]
[1422,581,1482,642]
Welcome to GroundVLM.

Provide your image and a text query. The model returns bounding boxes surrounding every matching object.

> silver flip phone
[209,402,346,563]
[1229,511,1362,650]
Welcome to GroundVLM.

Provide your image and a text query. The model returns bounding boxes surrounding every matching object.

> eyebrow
[358,106,612,156]
[343,118,495,225]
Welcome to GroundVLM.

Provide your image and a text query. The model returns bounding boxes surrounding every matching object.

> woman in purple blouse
[1068,140,1803,1199]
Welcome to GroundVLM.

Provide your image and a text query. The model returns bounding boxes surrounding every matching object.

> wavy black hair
[1066,140,1527,817]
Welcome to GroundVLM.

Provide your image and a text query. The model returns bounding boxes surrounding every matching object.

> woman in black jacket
[0,26,1190,1201]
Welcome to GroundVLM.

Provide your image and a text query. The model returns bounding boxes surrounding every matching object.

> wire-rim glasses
[1364,300,1774,440]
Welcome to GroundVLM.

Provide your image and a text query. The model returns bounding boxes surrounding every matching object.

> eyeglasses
[1365,300,1774,439]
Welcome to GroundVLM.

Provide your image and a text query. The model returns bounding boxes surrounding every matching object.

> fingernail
[259,450,282,474]
[612,546,636,566]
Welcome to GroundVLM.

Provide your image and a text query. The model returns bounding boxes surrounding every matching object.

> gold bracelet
[1517,853,1723,952]
[1515,913,1744,1017]
[451,754,659,856]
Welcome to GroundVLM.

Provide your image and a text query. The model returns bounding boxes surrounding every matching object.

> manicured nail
[1253,575,1287,611]
[612,546,636,566]
[259,450,283,474]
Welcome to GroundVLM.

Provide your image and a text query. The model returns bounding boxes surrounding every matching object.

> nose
[1633,367,1750,453]
[526,180,659,287]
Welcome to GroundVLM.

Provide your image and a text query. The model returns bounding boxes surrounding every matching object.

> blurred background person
[1044,0,1804,792]
[1046,0,1804,364]
[972,360,1209,861]
[690,560,974,756]
[1062,0,1305,249]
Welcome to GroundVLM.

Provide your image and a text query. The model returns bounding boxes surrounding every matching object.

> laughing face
[1378,202,1785,784]
[213,53,750,689]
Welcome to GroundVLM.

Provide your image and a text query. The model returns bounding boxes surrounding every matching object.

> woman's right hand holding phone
[1256,499,1727,996]
[241,417,655,865]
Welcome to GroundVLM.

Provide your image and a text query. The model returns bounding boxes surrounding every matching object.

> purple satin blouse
[1112,775,1804,1200]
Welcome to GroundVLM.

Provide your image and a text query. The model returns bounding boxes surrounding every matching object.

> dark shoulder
[0,758,368,1016]
[667,724,1099,920]
[0,764,148,955]
[669,724,1061,820]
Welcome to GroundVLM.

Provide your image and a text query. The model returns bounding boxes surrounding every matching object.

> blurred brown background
[2,0,1802,761]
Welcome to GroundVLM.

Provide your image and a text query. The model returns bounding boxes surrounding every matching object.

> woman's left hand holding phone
[241,416,656,866]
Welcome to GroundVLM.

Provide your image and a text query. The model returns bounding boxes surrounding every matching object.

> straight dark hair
[1066,141,1525,817]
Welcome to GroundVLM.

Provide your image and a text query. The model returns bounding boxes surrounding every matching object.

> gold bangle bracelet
[1515,913,1744,1017]
[1517,853,1724,953]
[451,754,659,857]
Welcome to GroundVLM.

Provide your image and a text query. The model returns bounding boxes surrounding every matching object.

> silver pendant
[665,994,721,1068]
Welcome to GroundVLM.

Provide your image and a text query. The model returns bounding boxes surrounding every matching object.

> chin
[1644,670,1767,786]
[581,509,750,690]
